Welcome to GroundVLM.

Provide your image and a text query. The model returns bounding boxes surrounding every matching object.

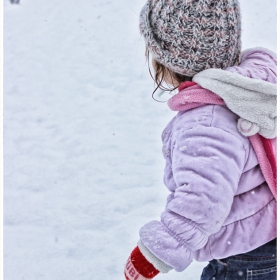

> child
[124,0,277,279]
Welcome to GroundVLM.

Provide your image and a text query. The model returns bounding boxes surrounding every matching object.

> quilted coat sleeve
[139,124,246,272]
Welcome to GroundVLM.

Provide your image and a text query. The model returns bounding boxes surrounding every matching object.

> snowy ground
[3,0,277,279]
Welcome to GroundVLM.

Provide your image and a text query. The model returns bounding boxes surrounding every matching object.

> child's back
[124,1,277,279]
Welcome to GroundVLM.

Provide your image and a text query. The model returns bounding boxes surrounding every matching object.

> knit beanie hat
[140,0,242,77]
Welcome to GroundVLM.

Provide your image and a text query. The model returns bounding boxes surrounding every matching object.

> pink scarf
[168,81,277,199]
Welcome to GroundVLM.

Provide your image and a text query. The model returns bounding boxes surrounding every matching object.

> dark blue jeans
[200,239,276,280]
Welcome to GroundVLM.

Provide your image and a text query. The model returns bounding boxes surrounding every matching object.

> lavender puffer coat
[139,48,277,272]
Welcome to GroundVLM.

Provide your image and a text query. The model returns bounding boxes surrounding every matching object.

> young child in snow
[124,0,277,279]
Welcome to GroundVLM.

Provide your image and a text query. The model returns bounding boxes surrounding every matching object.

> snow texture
[3,0,276,279]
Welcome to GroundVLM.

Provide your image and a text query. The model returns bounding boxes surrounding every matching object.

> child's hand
[124,246,159,279]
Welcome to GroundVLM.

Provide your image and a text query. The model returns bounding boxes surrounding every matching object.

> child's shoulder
[166,105,248,144]
[227,47,277,83]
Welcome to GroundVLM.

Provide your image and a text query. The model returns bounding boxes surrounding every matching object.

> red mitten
[124,246,160,280]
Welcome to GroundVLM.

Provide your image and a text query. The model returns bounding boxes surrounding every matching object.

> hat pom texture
[140,0,242,76]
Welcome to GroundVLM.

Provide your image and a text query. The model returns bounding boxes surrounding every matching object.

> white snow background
[3,0,277,279]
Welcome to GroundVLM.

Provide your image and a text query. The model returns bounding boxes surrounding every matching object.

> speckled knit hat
[140,0,241,77]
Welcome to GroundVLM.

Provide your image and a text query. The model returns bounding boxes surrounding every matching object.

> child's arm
[125,122,247,277]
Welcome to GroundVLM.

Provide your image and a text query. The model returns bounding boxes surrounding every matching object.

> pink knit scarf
[168,81,277,199]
